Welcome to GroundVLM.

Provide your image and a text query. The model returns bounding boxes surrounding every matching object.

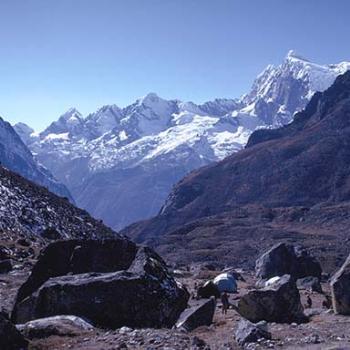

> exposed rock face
[176,298,216,331]
[12,239,189,329]
[331,254,350,315]
[17,315,94,339]
[0,314,28,350]
[255,243,322,281]
[0,166,116,240]
[297,276,323,293]
[235,319,271,346]
[238,275,306,323]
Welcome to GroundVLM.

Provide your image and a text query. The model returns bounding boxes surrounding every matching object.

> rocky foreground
[1,237,350,350]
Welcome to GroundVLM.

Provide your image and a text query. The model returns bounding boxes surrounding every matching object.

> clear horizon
[1,0,350,131]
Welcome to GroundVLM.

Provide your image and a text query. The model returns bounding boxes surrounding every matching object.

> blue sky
[0,0,350,130]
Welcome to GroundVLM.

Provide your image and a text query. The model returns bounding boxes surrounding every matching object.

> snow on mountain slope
[18,52,350,230]
[0,117,73,201]
[241,50,350,127]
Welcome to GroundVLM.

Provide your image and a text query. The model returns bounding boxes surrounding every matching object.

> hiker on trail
[306,295,312,308]
[322,295,332,309]
[221,292,229,315]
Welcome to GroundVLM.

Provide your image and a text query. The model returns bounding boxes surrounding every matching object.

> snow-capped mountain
[17,51,350,230]
[239,50,350,127]
[0,117,72,200]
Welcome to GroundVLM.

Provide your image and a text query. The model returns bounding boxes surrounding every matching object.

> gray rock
[13,238,138,307]
[0,246,11,260]
[0,259,12,274]
[191,336,208,349]
[238,274,307,323]
[12,243,189,329]
[256,243,322,281]
[235,318,271,345]
[176,298,216,331]
[331,254,350,315]
[297,276,323,293]
[16,315,94,339]
[0,314,28,350]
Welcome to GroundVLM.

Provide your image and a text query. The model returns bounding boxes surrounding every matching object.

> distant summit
[0,117,72,200]
[123,70,350,271]
[16,51,350,230]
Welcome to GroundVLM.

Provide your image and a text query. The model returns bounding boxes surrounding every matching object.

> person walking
[221,292,229,315]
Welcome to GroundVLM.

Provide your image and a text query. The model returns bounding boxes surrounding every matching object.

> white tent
[213,273,237,293]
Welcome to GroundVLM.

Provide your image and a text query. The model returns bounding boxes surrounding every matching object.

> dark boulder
[235,319,271,346]
[0,314,28,350]
[330,254,350,315]
[17,315,94,339]
[197,281,220,299]
[0,246,11,260]
[255,243,321,281]
[12,242,189,329]
[238,274,307,323]
[0,259,12,274]
[16,239,31,247]
[297,276,323,293]
[40,227,62,240]
[13,238,137,306]
[191,336,208,349]
[176,297,216,331]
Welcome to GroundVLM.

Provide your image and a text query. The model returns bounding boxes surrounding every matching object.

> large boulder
[176,298,216,331]
[197,281,220,299]
[0,314,28,350]
[255,243,321,281]
[13,238,138,306]
[235,319,271,346]
[0,246,11,260]
[17,315,94,339]
[12,243,189,329]
[0,259,12,274]
[330,254,350,315]
[238,274,307,323]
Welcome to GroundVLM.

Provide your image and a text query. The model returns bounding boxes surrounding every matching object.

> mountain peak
[96,104,122,113]
[138,92,162,106]
[60,107,81,118]
[59,108,83,125]
[13,122,34,134]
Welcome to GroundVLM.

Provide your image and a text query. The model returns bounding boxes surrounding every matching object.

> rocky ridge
[0,165,115,240]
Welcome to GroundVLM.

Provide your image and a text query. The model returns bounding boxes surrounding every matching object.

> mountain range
[14,51,350,230]
[123,70,350,272]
